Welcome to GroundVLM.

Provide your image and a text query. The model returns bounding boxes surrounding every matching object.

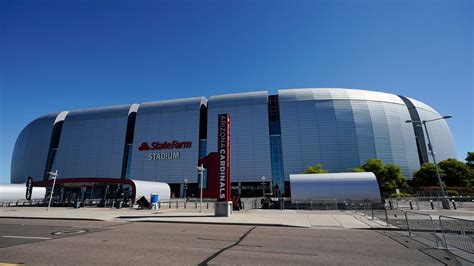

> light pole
[197,164,205,213]
[261,176,266,197]
[46,170,58,210]
[406,115,452,209]
[183,178,188,200]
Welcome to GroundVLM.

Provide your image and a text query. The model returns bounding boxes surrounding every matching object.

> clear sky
[0,0,472,184]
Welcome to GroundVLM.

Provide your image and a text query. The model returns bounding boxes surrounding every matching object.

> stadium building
[11,88,456,201]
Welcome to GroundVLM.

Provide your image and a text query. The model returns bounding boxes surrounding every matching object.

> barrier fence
[361,206,473,255]
[388,196,474,210]
[0,198,218,209]
[405,211,442,248]
[158,199,217,210]
[0,199,45,207]
[439,215,474,254]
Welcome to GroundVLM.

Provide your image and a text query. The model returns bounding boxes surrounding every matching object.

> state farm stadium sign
[138,141,192,160]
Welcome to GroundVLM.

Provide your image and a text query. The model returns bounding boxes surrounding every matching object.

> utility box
[215,201,233,217]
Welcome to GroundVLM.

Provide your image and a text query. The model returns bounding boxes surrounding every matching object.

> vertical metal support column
[404,211,411,237]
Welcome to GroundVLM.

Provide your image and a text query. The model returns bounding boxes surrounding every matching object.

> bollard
[409,200,413,210]
[452,200,457,210]
[388,200,393,210]
[430,200,434,210]
[176,200,179,208]
[169,201,172,208]
[195,200,197,209]
[207,201,209,209]
[310,200,313,210]
[296,201,299,210]
[184,200,187,209]
[158,201,161,209]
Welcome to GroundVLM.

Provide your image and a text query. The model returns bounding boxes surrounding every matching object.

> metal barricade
[439,215,474,254]
[405,211,441,248]
[305,199,338,210]
[386,209,410,232]
[372,208,388,224]
[388,196,474,211]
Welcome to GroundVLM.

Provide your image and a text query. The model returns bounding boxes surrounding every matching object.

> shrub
[390,192,414,198]
[446,190,460,197]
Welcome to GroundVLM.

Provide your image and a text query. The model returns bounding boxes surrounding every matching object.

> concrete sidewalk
[0,207,383,229]
[118,209,380,229]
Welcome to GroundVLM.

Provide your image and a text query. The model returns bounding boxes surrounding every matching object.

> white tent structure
[289,172,381,204]
[0,184,46,201]
[132,180,170,202]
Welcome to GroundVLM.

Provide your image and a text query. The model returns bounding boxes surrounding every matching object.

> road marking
[2,235,52,240]
[51,229,87,235]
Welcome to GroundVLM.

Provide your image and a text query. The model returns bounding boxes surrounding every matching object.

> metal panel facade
[407,98,456,162]
[11,113,58,183]
[128,98,204,183]
[279,89,420,179]
[11,88,456,188]
[52,105,131,179]
[207,92,273,183]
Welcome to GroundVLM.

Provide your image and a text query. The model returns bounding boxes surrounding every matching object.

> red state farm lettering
[138,141,192,151]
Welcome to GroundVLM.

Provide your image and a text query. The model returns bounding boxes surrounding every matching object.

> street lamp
[46,170,58,210]
[406,115,452,209]
[183,178,188,200]
[197,165,205,213]
[261,176,266,197]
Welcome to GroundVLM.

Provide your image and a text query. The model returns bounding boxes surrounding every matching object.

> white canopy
[0,184,46,201]
[131,180,170,202]
[289,172,381,203]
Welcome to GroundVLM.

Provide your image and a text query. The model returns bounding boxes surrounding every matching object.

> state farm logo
[138,140,192,151]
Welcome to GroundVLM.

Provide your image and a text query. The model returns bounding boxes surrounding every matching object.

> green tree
[412,163,445,187]
[360,158,385,178]
[438,158,473,187]
[466,152,474,169]
[385,163,408,190]
[304,164,328,174]
[349,167,365,172]
[353,158,408,197]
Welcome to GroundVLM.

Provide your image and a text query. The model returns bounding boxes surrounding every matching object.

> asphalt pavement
[0,218,461,265]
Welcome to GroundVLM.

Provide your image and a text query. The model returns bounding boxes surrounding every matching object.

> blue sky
[0,0,472,183]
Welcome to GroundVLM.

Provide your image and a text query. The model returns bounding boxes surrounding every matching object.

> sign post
[197,165,205,213]
[215,114,232,217]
